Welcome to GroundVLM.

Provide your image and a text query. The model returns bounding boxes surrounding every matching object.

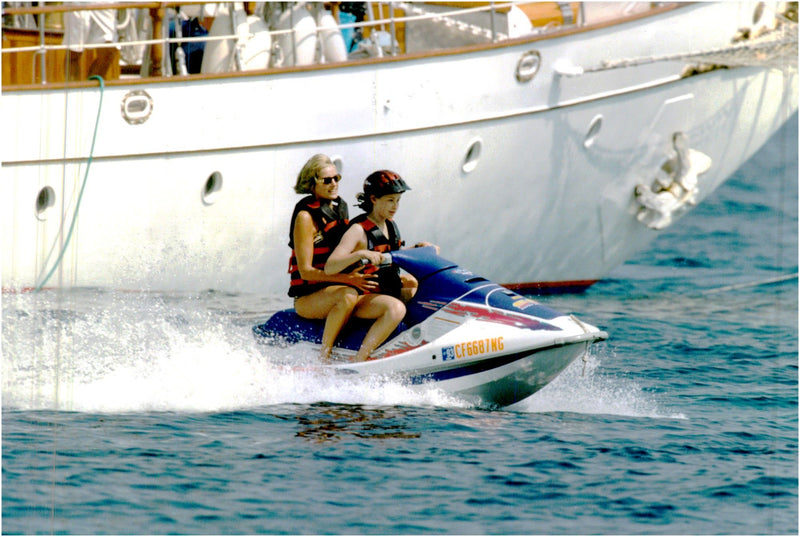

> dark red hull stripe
[2,280,599,294]
[501,280,598,294]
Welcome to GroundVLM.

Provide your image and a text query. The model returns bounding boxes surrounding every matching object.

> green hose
[35,75,105,293]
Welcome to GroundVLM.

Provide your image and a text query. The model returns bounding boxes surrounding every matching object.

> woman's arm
[293,212,377,292]
[324,225,382,275]
[293,211,329,282]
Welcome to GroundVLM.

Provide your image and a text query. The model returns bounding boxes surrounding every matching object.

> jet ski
[253,247,607,407]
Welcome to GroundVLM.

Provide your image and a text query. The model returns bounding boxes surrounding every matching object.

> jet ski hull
[253,247,607,407]
[335,332,602,408]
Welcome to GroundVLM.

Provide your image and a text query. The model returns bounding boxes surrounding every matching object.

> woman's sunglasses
[316,174,341,185]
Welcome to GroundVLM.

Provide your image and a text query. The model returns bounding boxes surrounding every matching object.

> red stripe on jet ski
[501,280,597,294]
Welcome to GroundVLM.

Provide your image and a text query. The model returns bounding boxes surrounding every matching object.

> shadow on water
[293,403,422,442]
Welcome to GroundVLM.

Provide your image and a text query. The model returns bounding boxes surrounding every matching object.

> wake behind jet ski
[253,247,607,408]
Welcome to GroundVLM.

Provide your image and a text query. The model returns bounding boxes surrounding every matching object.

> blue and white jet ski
[253,247,607,407]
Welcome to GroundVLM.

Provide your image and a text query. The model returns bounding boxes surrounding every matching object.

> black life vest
[288,195,349,298]
[351,213,404,298]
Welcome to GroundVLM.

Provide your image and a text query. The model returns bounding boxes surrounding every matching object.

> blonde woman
[288,155,401,362]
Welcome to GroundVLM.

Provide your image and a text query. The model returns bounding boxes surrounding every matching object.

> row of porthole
[29,150,475,220]
[513,49,605,149]
[461,115,603,174]
[37,48,605,218]
[33,109,605,219]
[33,112,604,220]
[33,171,225,220]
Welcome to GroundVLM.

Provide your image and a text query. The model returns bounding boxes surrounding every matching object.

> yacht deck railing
[4,1,582,85]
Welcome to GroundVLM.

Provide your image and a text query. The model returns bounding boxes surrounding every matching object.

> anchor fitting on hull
[633,132,712,230]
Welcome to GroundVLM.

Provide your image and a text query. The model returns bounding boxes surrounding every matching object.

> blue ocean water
[2,114,797,534]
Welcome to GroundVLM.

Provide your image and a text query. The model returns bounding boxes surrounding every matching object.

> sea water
[2,115,797,534]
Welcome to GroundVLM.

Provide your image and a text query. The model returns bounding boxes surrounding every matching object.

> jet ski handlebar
[378,246,458,280]
[360,245,439,269]
[359,255,393,267]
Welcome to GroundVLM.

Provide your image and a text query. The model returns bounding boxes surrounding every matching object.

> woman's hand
[346,266,380,293]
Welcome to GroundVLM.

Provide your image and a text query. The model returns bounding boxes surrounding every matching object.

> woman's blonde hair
[294,153,335,194]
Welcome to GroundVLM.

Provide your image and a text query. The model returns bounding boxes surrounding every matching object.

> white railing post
[36,12,46,83]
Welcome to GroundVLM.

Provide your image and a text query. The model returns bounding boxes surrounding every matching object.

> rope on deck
[582,17,798,74]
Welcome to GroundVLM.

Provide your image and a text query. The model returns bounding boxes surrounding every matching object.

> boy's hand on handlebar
[359,250,383,265]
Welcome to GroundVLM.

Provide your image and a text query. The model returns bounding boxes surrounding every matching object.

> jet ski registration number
[442,337,504,361]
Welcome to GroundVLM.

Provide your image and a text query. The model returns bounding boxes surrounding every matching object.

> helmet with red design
[362,170,411,198]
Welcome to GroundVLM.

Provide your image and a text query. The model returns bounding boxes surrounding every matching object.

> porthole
[202,171,223,205]
[121,90,153,125]
[462,138,483,174]
[35,186,55,220]
[583,115,603,149]
[515,50,541,82]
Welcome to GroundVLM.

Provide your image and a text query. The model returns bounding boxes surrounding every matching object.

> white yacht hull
[2,2,796,293]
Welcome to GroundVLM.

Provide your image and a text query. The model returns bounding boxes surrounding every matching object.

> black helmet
[363,170,411,198]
